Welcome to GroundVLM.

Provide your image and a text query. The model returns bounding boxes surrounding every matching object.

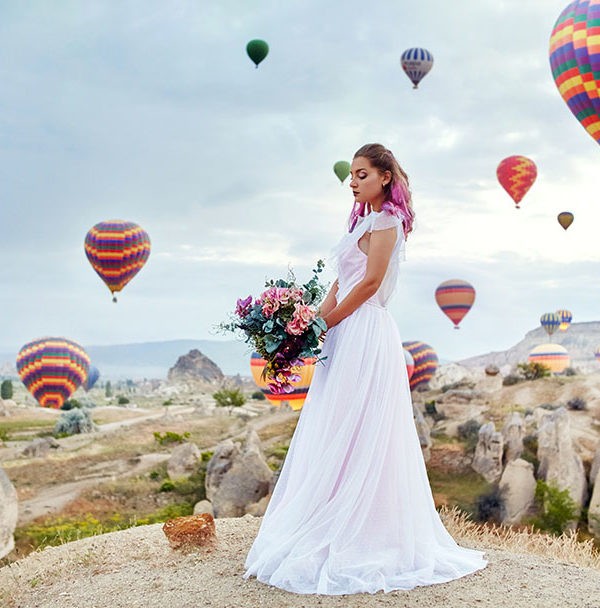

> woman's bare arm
[322,227,396,329]
[318,279,339,318]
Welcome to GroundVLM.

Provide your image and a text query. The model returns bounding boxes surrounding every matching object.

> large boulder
[502,411,525,463]
[590,444,600,488]
[205,430,273,518]
[537,407,587,516]
[498,458,537,525]
[168,350,224,385]
[21,437,60,458]
[589,468,600,539]
[167,442,201,479]
[0,467,18,558]
[413,405,431,462]
[471,422,504,483]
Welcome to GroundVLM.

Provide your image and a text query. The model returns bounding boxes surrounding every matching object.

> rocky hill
[167,349,225,385]
[459,321,600,373]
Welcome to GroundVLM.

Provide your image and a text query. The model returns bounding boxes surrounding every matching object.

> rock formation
[0,467,18,559]
[472,422,504,483]
[499,458,536,525]
[167,442,201,479]
[21,437,60,458]
[589,469,600,539]
[162,513,216,550]
[205,430,273,518]
[413,405,431,462]
[537,407,587,515]
[167,349,224,385]
[502,412,525,463]
[591,444,600,488]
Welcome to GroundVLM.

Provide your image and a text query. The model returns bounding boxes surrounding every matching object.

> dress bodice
[329,211,406,308]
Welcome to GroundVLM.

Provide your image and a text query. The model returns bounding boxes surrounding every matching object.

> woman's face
[349,156,387,206]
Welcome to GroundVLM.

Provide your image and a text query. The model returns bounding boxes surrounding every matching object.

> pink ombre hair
[348,144,415,237]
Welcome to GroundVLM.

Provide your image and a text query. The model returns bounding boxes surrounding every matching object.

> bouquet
[220,260,328,394]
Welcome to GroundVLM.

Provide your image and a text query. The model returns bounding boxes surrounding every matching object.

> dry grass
[440,505,600,570]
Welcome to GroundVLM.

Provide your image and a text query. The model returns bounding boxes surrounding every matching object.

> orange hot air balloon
[557,212,574,230]
[528,343,570,374]
[250,352,316,410]
[434,279,476,329]
[496,156,537,209]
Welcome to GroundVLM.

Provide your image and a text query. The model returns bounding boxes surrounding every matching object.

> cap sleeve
[370,212,402,232]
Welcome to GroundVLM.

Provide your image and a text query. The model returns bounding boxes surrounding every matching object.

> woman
[243,143,488,595]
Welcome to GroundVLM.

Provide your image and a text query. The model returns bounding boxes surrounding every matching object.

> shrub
[162,398,174,406]
[516,362,551,381]
[251,390,266,400]
[117,395,130,405]
[54,409,96,437]
[457,419,482,452]
[424,400,446,422]
[159,480,175,492]
[153,431,190,445]
[566,397,586,411]
[0,428,9,442]
[564,367,577,376]
[475,487,504,523]
[502,374,522,386]
[60,398,82,411]
[0,379,13,400]
[528,479,580,535]
[213,387,246,413]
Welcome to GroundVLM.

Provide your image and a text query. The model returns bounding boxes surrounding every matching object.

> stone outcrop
[502,412,525,463]
[472,422,504,483]
[167,349,224,385]
[167,442,201,479]
[589,469,600,539]
[537,407,587,515]
[162,513,216,550]
[193,500,214,517]
[0,467,18,559]
[21,437,60,458]
[591,444,600,488]
[499,458,537,525]
[205,430,273,518]
[413,405,431,462]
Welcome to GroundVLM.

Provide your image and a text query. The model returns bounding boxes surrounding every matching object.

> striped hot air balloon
[528,343,570,374]
[496,156,537,209]
[84,365,100,391]
[250,353,316,410]
[540,312,561,338]
[16,337,90,409]
[435,279,476,329]
[402,341,438,390]
[400,47,434,89]
[84,220,151,302]
[403,348,415,380]
[556,309,573,331]
[549,1,600,145]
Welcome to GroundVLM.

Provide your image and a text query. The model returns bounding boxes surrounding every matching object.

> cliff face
[167,349,224,384]
[459,321,600,373]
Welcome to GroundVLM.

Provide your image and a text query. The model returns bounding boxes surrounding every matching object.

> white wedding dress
[243,210,488,595]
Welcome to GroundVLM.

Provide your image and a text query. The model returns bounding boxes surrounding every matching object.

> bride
[243,143,488,595]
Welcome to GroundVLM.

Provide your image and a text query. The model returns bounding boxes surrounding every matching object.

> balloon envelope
[403,349,415,380]
[557,212,574,230]
[84,220,151,301]
[400,48,434,88]
[250,352,315,410]
[555,309,573,332]
[549,1,600,145]
[333,160,350,184]
[434,279,476,328]
[402,341,438,390]
[528,343,570,374]
[246,39,269,67]
[540,312,561,338]
[16,337,90,409]
[496,156,537,208]
[84,365,100,391]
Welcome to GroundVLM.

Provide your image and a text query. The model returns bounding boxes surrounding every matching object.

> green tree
[516,362,551,381]
[105,380,113,398]
[528,479,579,535]
[1,379,13,400]
[213,387,246,414]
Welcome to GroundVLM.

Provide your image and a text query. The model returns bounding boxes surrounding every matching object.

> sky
[1,0,599,363]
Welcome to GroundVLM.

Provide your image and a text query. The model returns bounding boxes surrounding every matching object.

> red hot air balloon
[84,220,151,302]
[435,279,476,329]
[496,156,537,209]
[16,337,90,409]
[403,349,415,380]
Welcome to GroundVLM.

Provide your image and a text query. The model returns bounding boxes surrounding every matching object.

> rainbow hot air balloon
[556,309,573,331]
[400,48,434,89]
[528,343,570,374]
[250,352,316,410]
[549,1,600,145]
[246,39,269,68]
[84,365,100,392]
[16,337,90,409]
[403,348,415,380]
[496,156,537,209]
[434,279,476,329]
[84,220,151,302]
[557,212,574,230]
[333,160,351,184]
[402,341,438,390]
[540,312,561,338]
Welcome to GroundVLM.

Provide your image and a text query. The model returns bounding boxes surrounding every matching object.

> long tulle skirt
[243,302,488,595]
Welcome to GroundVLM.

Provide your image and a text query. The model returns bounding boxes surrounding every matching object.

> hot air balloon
[549,1,600,145]
[250,353,316,410]
[528,343,570,374]
[246,39,269,68]
[333,160,350,184]
[84,365,100,392]
[540,312,561,338]
[496,156,537,209]
[84,220,151,302]
[400,48,434,89]
[402,341,438,390]
[16,337,90,409]
[556,309,573,331]
[403,348,415,380]
[594,347,600,363]
[557,212,574,230]
[434,279,476,329]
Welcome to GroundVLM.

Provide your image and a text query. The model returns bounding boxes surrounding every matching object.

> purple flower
[235,295,253,318]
